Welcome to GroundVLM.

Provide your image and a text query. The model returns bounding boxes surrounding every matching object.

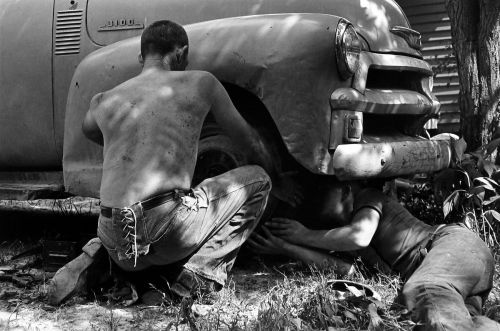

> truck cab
[0,0,450,219]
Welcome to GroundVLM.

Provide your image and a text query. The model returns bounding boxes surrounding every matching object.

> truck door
[0,0,56,168]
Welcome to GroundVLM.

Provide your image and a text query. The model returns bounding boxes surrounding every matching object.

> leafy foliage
[399,182,443,226]
[434,137,500,248]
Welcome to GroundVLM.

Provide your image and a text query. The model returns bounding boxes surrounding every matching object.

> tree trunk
[477,0,500,151]
[445,0,500,154]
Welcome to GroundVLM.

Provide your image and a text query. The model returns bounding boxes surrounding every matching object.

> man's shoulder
[177,71,221,97]
[89,91,107,111]
[90,85,129,112]
[181,70,217,85]
[353,188,387,216]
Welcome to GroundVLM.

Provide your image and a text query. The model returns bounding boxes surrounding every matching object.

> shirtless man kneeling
[54,20,295,303]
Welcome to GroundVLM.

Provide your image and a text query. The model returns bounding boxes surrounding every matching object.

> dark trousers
[402,224,499,331]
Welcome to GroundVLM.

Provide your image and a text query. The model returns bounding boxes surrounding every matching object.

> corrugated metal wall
[398,0,460,132]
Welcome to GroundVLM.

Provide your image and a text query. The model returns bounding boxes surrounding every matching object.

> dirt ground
[0,226,296,331]
[1,212,500,330]
[0,265,279,331]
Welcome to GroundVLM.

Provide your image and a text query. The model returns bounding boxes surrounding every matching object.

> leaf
[484,210,500,224]
[443,190,465,218]
[343,310,358,321]
[452,138,467,162]
[463,214,475,229]
[470,186,485,206]
[469,150,484,159]
[492,171,500,184]
[291,318,303,330]
[486,138,500,156]
[484,195,500,206]
[479,159,499,177]
[345,284,364,297]
[473,177,500,192]
[461,159,482,182]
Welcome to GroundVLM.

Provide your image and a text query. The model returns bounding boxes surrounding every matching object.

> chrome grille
[55,10,83,55]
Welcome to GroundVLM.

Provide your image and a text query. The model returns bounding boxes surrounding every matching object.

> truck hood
[86,0,420,57]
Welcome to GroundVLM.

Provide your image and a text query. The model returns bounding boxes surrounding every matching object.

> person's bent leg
[402,225,496,331]
[146,165,271,294]
[181,165,271,286]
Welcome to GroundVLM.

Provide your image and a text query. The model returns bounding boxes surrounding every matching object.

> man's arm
[82,93,104,146]
[267,208,380,252]
[247,227,354,275]
[207,74,275,175]
[206,73,302,206]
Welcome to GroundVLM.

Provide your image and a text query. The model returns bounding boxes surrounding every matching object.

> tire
[192,134,247,186]
[193,132,278,222]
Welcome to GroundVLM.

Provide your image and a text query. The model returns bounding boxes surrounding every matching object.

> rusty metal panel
[397,0,460,132]
[0,0,57,167]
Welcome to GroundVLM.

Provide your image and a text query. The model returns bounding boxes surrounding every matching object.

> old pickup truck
[0,0,450,219]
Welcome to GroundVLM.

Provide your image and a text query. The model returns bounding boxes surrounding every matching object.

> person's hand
[271,171,304,207]
[265,218,309,245]
[247,226,289,255]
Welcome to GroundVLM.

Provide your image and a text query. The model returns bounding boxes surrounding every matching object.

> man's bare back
[86,70,219,207]
[82,20,299,210]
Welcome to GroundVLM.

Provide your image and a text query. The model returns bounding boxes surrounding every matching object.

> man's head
[316,180,358,226]
[140,20,189,70]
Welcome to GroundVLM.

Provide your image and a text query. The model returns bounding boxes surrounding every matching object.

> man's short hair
[141,20,188,58]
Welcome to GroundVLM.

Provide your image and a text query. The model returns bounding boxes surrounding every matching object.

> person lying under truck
[49,20,299,305]
[249,181,499,330]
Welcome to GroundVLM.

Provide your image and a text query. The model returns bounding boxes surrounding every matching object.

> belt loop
[426,224,447,250]
[174,189,187,200]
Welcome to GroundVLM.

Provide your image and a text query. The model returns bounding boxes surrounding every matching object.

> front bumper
[324,50,448,180]
[329,135,451,180]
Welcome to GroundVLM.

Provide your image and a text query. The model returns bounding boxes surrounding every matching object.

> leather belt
[100,189,189,218]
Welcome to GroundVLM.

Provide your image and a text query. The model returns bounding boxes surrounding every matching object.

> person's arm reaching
[82,93,104,146]
[247,226,354,275]
[266,207,380,252]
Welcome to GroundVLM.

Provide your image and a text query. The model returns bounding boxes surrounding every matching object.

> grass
[0,249,499,330]
[145,262,415,331]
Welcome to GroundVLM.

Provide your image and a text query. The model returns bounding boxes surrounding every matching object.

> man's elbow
[350,232,372,249]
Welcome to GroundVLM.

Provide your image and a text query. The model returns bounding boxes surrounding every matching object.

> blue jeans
[97,165,271,286]
[402,224,499,331]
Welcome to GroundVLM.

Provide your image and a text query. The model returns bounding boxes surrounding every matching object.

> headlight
[335,19,361,80]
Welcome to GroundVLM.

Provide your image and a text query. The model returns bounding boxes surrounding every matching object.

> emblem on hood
[390,26,422,51]
[98,19,144,32]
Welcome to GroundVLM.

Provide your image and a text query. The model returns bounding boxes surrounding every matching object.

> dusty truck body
[0,0,450,218]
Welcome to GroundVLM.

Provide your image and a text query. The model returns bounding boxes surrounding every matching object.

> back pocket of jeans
[148,204,193,243]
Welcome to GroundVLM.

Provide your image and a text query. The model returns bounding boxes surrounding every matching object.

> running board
[0,197,100,216]
[0,171,65,200]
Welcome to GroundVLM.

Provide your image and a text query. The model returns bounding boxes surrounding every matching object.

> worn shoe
[170,268,221,303]
[47,237,108,305]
